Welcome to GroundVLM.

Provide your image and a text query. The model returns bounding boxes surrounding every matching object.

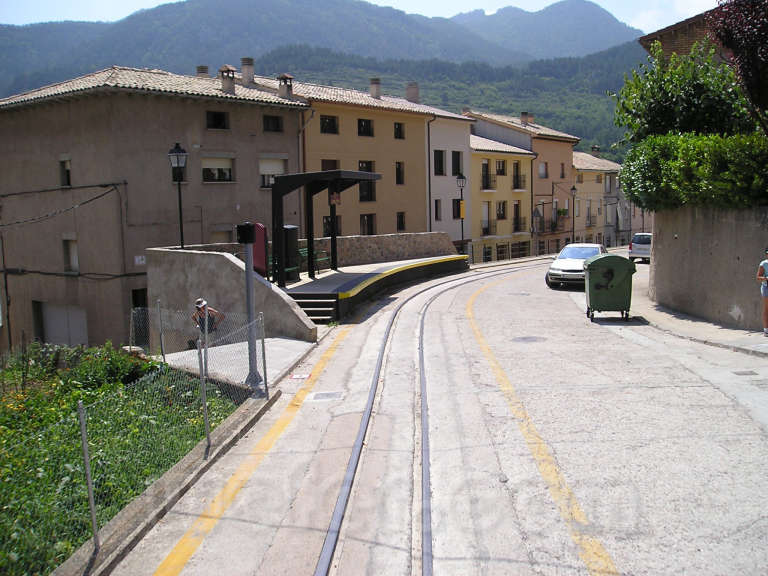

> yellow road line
[154,328,351,576]
[466,280,618,576]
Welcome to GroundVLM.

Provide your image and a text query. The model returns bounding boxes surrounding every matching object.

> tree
[707,0,768,134]
[612,41,753,144]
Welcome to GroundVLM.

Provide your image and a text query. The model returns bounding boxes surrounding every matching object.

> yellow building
[256,76,469,237]
[469,135,536,262]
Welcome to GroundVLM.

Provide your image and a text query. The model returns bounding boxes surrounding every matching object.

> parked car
[545,243,607,288]
[628,232,652,263]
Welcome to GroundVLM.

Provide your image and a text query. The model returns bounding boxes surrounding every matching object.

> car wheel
[545,274,553,288]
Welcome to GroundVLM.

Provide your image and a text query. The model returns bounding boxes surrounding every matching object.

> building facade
[0,65,305,348]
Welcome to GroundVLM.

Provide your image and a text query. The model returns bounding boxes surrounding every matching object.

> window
[323,216,342,237]
[263,115,283,132]
[320,115,339,134]
[560,162,565,179]
[598,199,603,215]
[512,161,523,189]
[358,118,374,137]
[575,198,580,217]
[434,198,442,221]
[202,158,234,182]
[596,173,603,183]
[321,159,339,171]
[359,160,375,201]
[496,200,507,220]
[452,198,462,219]
[206,111,229,129]
[59,160,71,187]
[360,213,376,235]
[395,161,405,185]
[63,239,78,273]
[538,161,548,179]
[397,211,406,232]
[394,122,405,139]
[577,172,584,183]
[496,160,506,176]
[259,158,286,188]
[452,151,462,176]
[434,150,446,176]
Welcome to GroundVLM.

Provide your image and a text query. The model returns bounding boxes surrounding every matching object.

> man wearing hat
[192,298,224,336]
[757,248,768,335]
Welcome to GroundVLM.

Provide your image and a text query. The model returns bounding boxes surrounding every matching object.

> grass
[0,342,239,576]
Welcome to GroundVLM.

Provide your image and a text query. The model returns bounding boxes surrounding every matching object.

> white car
[545,243,607,288]
[628,232,652,263]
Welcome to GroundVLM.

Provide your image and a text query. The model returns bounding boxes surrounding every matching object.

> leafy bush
[622,132,768,210]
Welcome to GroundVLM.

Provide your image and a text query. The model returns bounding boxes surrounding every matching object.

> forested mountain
[253,41,648,160]
[0,0,641,98]
[452,0,642,59]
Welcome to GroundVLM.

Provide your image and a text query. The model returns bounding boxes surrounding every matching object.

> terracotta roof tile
[254,76,470,121]
[0,66,307,109]
[470,135,536,156]
[572,151,621,172]
[464,110,580,142]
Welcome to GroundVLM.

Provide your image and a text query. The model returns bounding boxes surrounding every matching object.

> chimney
[278,73,294,99]
[406,82,420,104]
[370,78,381,99]
[591,145,601,158]
[219,65,236,94]
[240,57,254,85]
[521,111,534,125]
[196,65,209,77]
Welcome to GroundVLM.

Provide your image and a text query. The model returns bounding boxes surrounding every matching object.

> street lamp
[168,142,188,248]
[570,185,577,244]
[456,172,466,254]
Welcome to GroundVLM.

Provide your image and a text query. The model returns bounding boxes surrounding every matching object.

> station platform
[285,254,469,323]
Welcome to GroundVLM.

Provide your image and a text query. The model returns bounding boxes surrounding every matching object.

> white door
[42,303,88,346]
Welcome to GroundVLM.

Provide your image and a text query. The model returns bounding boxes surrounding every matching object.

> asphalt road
[114,258,768,575]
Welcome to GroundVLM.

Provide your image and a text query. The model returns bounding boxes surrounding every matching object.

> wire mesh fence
[1,302,268,575]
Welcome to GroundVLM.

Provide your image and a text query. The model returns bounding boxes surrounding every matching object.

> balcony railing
[481,173,497,190]
[481,219,498,236]
[585,210,594,227]
[512,174,527,190]
[512,216,527,233]
[534,216,565,234]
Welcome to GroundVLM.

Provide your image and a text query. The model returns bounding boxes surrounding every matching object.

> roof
[0,66,308,110]
[638,9,711,51]
[572,151,621,172]
[470,135,536,156]
[464,110,580,142]
[254,75,470,121]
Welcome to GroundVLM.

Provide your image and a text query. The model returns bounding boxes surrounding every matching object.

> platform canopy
[271,170,381,288]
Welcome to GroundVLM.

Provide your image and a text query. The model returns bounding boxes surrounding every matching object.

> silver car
[628,232,652,263]
[545,243,607,288]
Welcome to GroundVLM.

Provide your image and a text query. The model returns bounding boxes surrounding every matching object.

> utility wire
[0,268,146,281]
[0,186,117,229]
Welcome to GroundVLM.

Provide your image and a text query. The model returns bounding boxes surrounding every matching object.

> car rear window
[632,234,651,245]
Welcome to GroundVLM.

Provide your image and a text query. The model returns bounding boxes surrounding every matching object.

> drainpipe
[427,114,436,232]
[530,157,536,255]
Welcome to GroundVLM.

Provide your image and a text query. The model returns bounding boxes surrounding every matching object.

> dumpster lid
[584,253,636,271]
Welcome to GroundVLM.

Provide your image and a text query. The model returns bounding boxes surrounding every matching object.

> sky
[0,0,719,34]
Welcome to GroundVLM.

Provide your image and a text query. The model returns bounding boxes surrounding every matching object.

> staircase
[290,293,338,324]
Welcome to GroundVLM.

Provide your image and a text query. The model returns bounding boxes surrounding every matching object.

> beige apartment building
[464,110,580,255]
[468,135,535,262]
[0,65,306,348]
[255,76,470,237]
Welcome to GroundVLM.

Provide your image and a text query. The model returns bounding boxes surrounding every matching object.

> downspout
[298,108,316,237]
[427,114,436,232]
[530,157,536,255]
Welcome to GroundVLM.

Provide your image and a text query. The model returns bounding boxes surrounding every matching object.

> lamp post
[168,143,188,248]
[570,185,577,244]
[456,172,466,254]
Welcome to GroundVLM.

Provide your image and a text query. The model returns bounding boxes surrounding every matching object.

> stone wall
[146,247,316,342]
[650,205,768,330]
[311,232,457,266]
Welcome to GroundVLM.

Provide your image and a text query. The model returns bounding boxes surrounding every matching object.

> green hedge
[622,132,768,211]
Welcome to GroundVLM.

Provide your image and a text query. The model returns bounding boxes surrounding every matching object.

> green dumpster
[584,254,636,321]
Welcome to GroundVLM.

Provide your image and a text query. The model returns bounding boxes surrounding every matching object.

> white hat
[195,298,207,308]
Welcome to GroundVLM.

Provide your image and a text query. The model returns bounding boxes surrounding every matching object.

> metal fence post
[77,400,100,550]
[129,308,135,349]
[196,339,211,452]
[157,299,166,362]
[204,305,209,378]
[259,311,268,398]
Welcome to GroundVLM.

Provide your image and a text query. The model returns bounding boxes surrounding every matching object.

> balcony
[481,219,498,236]
[534,216,565,234]
[512,216,527,233]
[481,173,497,191]
[512,174,527,190]
[585,210,594,227]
